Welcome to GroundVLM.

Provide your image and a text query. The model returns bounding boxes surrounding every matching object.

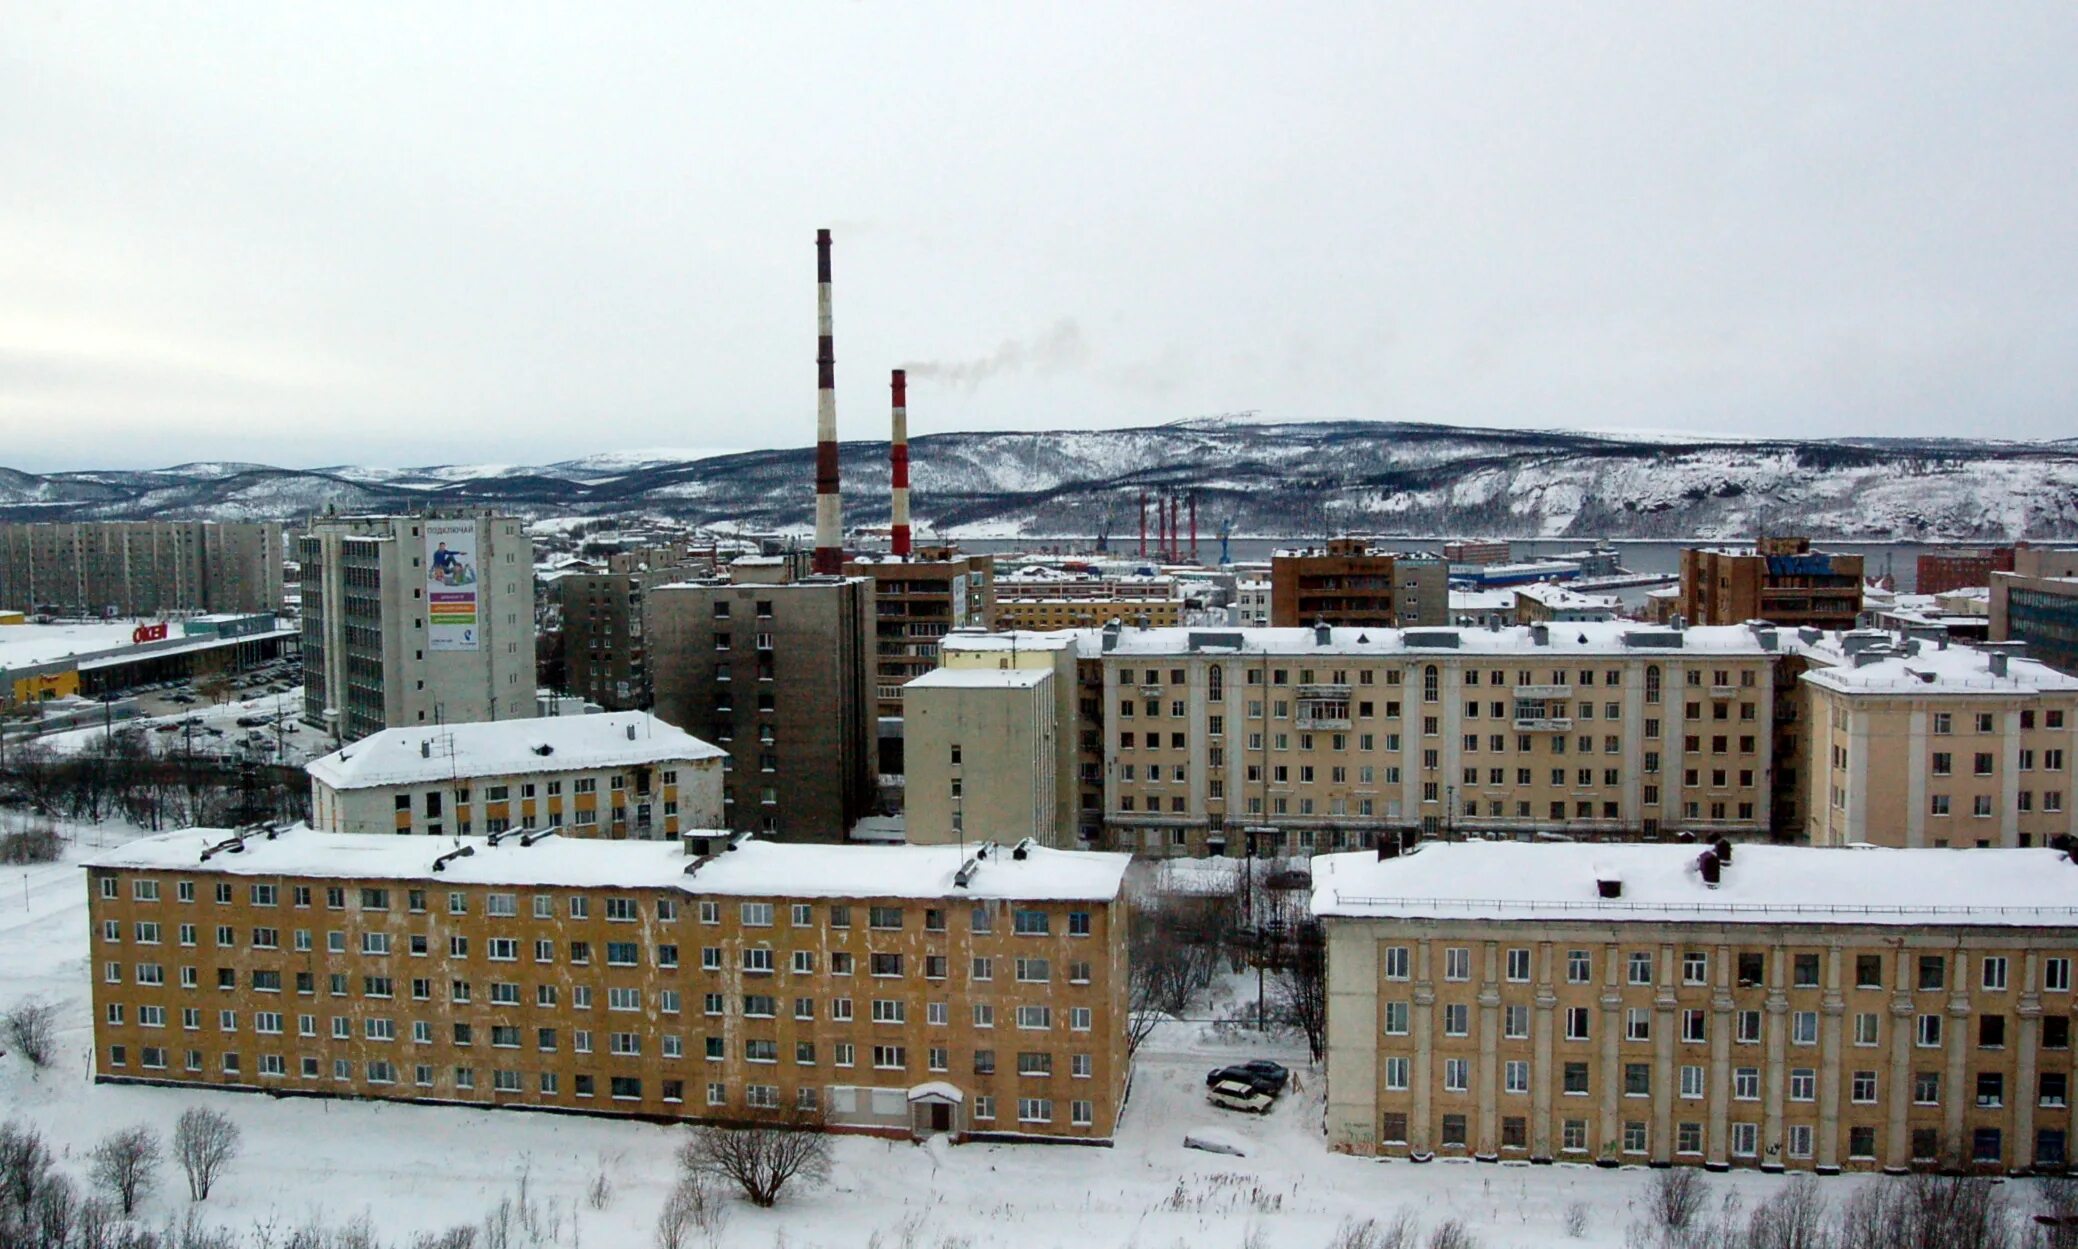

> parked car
[1205,1060,1291,1095]
[1206,1079,1275,1115]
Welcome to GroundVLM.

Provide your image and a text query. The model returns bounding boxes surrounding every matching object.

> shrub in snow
[678,1106,831,1209]
[3,998,58,1069]
[88,1124,160,1217]
[172,1106,240,1202]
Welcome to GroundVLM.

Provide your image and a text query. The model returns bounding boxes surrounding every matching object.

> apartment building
[0,521,283,617]
[85,830,1131,1143]
[1679,537,1864,630]
[1802,635,2078,848]
[306,712,725,840]
[298,513,535,746]
[1096,621,1781,857]
[1442,541,1511,567]
[647,575,875,841]
[1315,841,2078,1174]
[1234,579,1271,627]
[905,636,1081,849]
[845,551,995,719]
[1918,548,2015,597]
[1269,541,1446,628]
[557,557,713,711]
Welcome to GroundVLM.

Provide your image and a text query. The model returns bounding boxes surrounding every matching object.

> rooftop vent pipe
[432,845,475,873]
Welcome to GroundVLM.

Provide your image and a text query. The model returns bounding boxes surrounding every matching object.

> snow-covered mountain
[6,420,2078,541]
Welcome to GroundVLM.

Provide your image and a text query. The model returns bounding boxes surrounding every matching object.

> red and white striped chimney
[890,369,911,558]
[813,228,843,576]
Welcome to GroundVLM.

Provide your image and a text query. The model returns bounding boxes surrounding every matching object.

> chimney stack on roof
[812,228,843,576]
[890,369,911,558]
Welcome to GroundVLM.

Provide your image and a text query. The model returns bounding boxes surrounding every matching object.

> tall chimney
[889,369,911,558]
[813,228,843,576]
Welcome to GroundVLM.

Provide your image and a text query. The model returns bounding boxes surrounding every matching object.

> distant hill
[6,419,2078,541]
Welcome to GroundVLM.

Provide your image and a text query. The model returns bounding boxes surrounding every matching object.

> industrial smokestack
[1138,491,1148,559]
[890,369,911,558]
[813,228,843,576]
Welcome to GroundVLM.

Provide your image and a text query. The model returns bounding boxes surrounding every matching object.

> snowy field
[0,818,2044,1247]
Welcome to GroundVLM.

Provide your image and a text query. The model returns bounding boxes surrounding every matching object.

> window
[1916,1014,1943,1048]
[1914,1071,1941,1105]
[1443,1058,1469,1092]
[1383,1002,1409,1036]
[1854,1013,1880,1046]
[1504,1060,1529,1095]
[1383,946,1410,980]
[1564,1007,1590,1041]
[1627,951,1653,985]
[1982,956,2009,991]
[1444,947,1470,981]
[2049,958,2072,993]
[1566,950,1591,984]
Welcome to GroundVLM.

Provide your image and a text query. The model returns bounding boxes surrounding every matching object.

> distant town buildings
[306,711,725,839]
[1918,547,2016,597]
[298,513,535,746]
[0,520,283,617]
[845,549,995,719]
[1992,545,2078,676]
[1679,536,1864,630]
[1269,540,1446,628]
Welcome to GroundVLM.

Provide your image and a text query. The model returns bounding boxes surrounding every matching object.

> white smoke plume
[904,319,1088,390]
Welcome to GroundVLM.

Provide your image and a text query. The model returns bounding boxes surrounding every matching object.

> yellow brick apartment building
[1316,842,2078,1174]
[86,830,1131,1143]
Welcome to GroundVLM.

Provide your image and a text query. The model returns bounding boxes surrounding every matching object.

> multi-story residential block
[1991,546,2078,676]
[1679,537,1864,630]
[298,513,535,746]
[1442,540,1511,567]
[556,557,712,711]
[1097,620,1781,857]
[905,636,1080,849]
[1270,541,1446,628]
[995,595,1180,632]
[1316,841,2078,1174]
[647,573,874,841]
[1514,584,1619,624]
[1802,635,2078,848]
[0,521,283,617]
[1918,548,2015,597]
[307,712,725,840]
[1233,579,1271,627]
[85,830,1130,1143]
[846,550,995,719]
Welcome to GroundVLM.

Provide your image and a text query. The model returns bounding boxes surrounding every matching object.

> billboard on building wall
[949,573,969,627]
[425,520,480,652]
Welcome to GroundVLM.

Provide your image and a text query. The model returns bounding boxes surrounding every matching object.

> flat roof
[0,620,158,670]
[1801,644,2078,695]
[1311,842,2078,926]
[86,829,1131,902]
[904,667,1053,690]
[306,711,724,790]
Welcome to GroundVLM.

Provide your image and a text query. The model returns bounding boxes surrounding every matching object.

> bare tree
[172,1106,241,1201]
[1745,1175,1828,1249]
[1126,885,1236,1054]
[88,1124,159,1217]
[654,1173,728,1249]
[3,998,59,1068]
[0,1119,55,1229]
[678,1105,831,1208]
[1268,921,1327,1061]
[1647,1168,1710,1238]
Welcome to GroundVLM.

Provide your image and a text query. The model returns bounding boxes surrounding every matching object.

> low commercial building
[1,617,297,711]
[306,711,725,840]
[86,829,1131,1143]
[1315,840,2078,1174]
[1801,636,2078,848]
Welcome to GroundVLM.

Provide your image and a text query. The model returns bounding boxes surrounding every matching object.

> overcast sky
[4,4,2075,471]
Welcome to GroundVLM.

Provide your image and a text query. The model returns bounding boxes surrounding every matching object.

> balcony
[1513,683,1570,699]
[1513,716,1573,732]
[1297,683,1352,700]
[1710,685,1737,699]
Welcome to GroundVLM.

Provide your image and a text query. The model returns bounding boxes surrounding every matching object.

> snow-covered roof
[903,667,1052,690]
[306,712,724,790]
[0,620,161,670]
[1096,621,1775,658]
[1800,644,2078,696]
[1311,842,2078,926]
[1447,589,1517,610]
[1514,583,1619,609]
[85,829,1131,902]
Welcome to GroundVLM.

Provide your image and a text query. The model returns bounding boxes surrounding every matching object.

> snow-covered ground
[0,819,2041,1247]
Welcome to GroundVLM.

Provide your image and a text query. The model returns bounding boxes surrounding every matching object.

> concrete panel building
[845,550,995,719]
[1802,637,2078,848]
[1679,537,1864,630]
[0,520,283,617]
[85,830,1131,1143]
[1315,841,2078,1174]
[298,513,535,747]
[1991,547,2078,676]
[307,711,724,840]
[1270,541,1446,628]
[905,632,1080,849]
[647,574,875,841]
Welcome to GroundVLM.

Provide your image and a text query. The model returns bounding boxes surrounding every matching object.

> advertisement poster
[425,520,480,651]
[949,573,969,627]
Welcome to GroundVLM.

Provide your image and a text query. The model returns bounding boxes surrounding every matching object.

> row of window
[1382,1056,2070,1112]
[1382,946,2072,993]
[102,880,1091,937]
[1379,1112,2063,1167]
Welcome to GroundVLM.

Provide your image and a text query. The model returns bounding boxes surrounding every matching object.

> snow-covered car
[1206,1079,1275,1114]
[1204,1060,1291,1095]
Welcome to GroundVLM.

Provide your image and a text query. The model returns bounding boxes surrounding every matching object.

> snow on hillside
[5,421,2078,541]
